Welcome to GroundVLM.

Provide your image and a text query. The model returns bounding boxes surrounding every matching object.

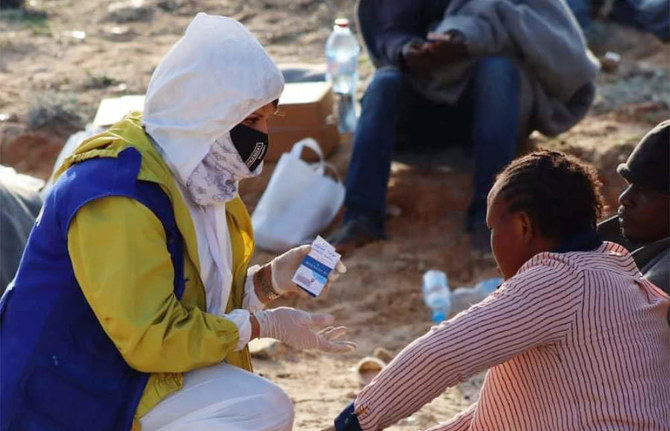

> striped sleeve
[353,258,584,430]
[425,403,477,431]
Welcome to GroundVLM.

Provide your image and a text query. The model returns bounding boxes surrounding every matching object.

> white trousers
[140,362,294,431]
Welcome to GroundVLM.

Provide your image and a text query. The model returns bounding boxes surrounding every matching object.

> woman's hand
[260,245,347,298]
[253,307,356,353]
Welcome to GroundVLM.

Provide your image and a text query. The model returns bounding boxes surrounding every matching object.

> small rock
[111,83,128,93]
[387,204,402,218]
[69,30,86,41]
[155,0,184,12]
[0,113,18,122]
[248,337,280,359]
[102,25,137,41]
[600,51,621,74]
[356,356,385,386]
[372,347,394,363]
[107,0,153,23]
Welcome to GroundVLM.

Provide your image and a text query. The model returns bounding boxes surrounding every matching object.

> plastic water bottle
[422,270,451,323]
[450,277,503,314]
[450,286,482,315]
[475,277,503,297]
[325,18,360,133]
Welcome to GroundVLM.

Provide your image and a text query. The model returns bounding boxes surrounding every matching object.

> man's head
[487,150,604,279]
[617,121,670,244]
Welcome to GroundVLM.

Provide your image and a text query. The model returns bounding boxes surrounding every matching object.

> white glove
[270,245,347,295]
[254,307,356,353]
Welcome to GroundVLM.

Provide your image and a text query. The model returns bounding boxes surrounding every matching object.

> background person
[328,0,598,254]
[598,120,669,295]
[0,165,43,294]
[566,0,669,41]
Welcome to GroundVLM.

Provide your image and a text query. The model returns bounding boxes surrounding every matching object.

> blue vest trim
[0,148,185,431]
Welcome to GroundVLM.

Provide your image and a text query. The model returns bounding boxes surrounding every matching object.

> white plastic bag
[251,138,345,252]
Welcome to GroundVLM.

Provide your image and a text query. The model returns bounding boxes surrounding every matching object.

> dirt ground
[1,1,668,429]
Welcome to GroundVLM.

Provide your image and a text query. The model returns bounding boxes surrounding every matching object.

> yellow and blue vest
[0,113,255,430]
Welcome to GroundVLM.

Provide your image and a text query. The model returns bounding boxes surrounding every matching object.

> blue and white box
[292,236,341,297]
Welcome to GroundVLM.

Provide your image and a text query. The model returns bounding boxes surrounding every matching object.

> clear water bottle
[474,277,503,297]
[325,18,360,133]
[450,277,503,314]
[422,270,451,323]
[450,286,482,315]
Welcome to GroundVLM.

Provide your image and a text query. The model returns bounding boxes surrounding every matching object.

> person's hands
[402,41,435,76]
[424,38,468,62]
[402,31,468,77]
[268,245,347,296]
[254,307,356,353]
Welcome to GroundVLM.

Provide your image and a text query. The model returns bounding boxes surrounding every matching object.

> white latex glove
[270,245,347,295]
[254,307,356,353]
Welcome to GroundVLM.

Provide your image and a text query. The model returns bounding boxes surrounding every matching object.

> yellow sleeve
[67,195,239,373]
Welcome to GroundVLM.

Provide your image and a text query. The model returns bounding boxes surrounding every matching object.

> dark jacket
[356,0,451,67]
[598,215,670,295]
[356,0,597,135]
[0,168,42,294]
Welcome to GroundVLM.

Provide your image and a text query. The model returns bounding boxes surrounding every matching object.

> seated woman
[330,150,670,431]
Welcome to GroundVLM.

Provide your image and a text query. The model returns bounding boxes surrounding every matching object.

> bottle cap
[334,18,349,28]
[432,309,446,323]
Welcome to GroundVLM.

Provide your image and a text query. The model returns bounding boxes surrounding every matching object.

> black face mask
[229,124,269,173]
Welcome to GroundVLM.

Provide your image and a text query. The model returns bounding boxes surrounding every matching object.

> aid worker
[0,13,353,431]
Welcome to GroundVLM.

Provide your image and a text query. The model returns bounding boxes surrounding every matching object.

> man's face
[618,182,670,244]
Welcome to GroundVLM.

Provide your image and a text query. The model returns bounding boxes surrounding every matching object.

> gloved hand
[254,307,356,353]
[268,245,347,295]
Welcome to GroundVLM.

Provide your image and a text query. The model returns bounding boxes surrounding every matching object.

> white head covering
[142,13,284,315]
[143,12,284,186]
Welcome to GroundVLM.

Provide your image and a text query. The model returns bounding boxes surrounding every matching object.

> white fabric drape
[142,13,284,320]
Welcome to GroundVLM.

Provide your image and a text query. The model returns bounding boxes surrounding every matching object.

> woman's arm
[68,196,242,373]
[425,403,476,431]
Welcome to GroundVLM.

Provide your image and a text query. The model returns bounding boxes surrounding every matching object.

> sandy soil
[1,1,668,429]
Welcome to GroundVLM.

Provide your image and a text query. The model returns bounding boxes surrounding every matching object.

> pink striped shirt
[354,242,670,430]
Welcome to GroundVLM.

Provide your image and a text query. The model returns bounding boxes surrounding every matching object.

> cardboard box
[267,81,339,162]
[91,82,340,162]
[93,95,145,126]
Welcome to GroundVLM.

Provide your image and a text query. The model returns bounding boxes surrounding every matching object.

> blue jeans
[344,57,521,234]
[566,0,669,41]
[566,0,591,28]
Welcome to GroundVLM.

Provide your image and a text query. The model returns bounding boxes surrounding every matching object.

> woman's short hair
[489,150,605,241]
